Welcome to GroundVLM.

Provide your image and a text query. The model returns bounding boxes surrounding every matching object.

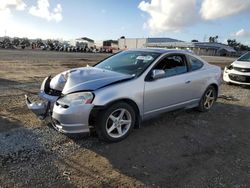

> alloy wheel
[204,89,215,109]
[105,108,132,138]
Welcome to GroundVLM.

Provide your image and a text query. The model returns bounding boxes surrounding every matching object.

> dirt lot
[0,49,250,188]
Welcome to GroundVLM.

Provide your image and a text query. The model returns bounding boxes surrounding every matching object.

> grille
[233,67,250,73]
[229,74,250,83]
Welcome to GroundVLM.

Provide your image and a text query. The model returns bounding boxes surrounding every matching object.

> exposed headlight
[57,92,94,106]
[226,64,233,70]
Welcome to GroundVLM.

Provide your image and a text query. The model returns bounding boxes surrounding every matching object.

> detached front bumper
[25,76,94,134]
[223,68,250,85]
[25,90,58,120]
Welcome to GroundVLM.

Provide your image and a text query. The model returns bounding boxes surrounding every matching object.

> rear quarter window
[188,55,204,71]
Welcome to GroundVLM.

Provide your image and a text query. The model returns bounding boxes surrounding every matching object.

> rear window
[188,56,204,71]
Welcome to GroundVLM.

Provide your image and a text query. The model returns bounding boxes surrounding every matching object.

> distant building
[192,42,236,56]
[147,37,183,43]
[97,40,118,53]
[94,40,103,48]
[118,37,182,50]
[103,40,118,48]
[118,37,236,56]
[147,41,236,56]
[118,38,147,49]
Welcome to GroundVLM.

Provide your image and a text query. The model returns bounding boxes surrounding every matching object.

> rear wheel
[96,102,135,142]
[197,86,217,112]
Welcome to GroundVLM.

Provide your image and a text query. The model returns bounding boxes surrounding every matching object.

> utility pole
[203,34,207,42]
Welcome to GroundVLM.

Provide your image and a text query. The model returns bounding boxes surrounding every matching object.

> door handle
[185,80,191,84]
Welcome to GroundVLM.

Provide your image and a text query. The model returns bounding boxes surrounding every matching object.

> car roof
[127,48,193,55]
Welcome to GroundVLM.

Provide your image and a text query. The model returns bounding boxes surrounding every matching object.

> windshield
[95,51,161,76]
[238,52,250,62]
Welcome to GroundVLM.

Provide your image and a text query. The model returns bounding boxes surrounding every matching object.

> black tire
[95,102,136,142]
[197,85,217,112]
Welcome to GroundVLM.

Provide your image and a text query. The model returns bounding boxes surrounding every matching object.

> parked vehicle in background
[26,49,221,142]
[224,51,250,85]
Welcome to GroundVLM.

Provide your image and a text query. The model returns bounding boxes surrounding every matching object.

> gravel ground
[0,50,250,188]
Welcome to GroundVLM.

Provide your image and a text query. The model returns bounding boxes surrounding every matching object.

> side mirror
[151,69,165,80]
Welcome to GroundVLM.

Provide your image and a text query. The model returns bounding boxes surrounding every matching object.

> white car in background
[224,52,250,85]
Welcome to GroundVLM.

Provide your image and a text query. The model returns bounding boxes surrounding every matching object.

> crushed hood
[232,60,250,68]
[49,67,133,95]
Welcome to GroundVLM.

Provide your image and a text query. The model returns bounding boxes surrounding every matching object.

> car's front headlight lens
[57,92,94,106]
[226,64,233,70]
[225,64,233,73]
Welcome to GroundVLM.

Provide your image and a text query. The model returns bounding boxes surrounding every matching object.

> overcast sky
[0,0,250,45]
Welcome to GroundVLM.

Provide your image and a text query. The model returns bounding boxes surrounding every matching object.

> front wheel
[197,86,217,112]
[95,102,135,142]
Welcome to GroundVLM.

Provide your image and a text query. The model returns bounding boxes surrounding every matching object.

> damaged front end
[25,73,67,120]
[25,67,134,133]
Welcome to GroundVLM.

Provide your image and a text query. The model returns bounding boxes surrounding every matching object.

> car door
[185,54,208,99]
[143,53,198,116]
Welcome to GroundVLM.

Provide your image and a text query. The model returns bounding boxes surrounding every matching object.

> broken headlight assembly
[225,64,233,73]
[226,64,233,70]
[56,92,94,107]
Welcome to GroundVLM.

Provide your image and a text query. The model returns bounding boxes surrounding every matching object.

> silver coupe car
[26,49,221,142]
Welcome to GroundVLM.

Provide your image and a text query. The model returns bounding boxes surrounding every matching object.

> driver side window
[154,54,188,77]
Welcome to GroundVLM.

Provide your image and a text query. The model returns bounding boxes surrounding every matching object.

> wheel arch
[89,98,141,129]
[208,83,219,98]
